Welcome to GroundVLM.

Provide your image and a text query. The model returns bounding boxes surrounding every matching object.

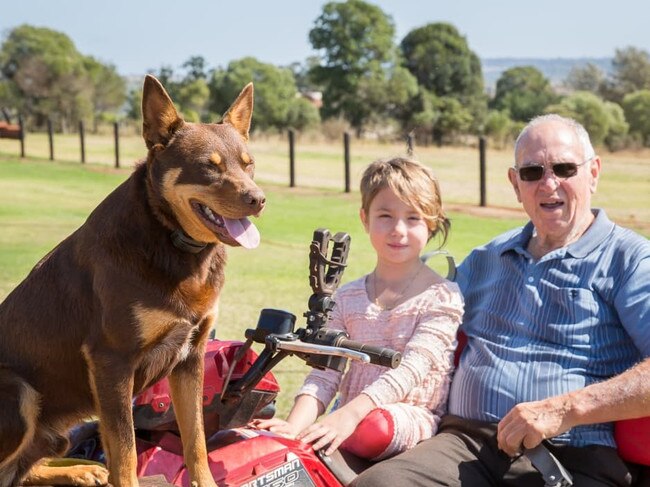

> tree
[491,66,557,122]
[603,101,629,151]
[182,56,208,81]
[484,110,518,149]
[621,90,650,146]
[0,25,89,130]
[308,0,397,134]
[392,87,439,144]
[433,96,473,145]
[289,56,323,92]
[209,57,298,131]
[545,91,611,146]
[0,25,126,131]
[286,97,321,131]
[83,56,126,129]
[400,23,483,101]
[604,47,650,103]
[125,87,143,122]
[399,22,486,139]
[564,63,606,93]
[175,78,210,122]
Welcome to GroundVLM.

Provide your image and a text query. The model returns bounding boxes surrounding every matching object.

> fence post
[406,131,414,156]
[18,114,25,158]
[288,129,295,188]
[479,136,487,207]
[113,122,120,168]
[47,119,54,161]
[79,121,86,164]
[343,132,351,193]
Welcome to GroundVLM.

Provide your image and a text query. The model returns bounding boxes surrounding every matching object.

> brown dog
[0,75,265,487]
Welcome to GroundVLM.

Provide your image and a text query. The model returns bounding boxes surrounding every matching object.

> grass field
[0,134,648,416]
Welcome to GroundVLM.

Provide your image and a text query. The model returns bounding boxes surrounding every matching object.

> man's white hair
[514,114,596,162]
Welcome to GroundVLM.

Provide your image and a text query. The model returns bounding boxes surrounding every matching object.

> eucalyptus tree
[308,0,401,135]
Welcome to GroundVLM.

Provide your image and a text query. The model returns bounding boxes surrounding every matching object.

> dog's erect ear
[142,75,184,150]
[222,83,254,142]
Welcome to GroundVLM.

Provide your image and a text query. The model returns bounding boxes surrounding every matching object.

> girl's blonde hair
[360,157,450,246]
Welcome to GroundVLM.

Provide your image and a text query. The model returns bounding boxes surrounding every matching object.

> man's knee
[351,460,399,487]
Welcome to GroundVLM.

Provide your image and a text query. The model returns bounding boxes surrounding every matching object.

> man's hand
[497,397,574,456]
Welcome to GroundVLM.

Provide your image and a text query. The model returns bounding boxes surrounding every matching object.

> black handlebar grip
[336,338,402,368]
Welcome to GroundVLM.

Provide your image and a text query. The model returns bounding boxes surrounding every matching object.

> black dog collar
[171,229,208,254]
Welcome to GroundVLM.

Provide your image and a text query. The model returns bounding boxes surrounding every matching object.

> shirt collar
[500,209,614,259]
[566,209,614,258]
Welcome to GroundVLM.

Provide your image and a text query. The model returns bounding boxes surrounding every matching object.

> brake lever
[268,338,371,364]
[525,443,573,486]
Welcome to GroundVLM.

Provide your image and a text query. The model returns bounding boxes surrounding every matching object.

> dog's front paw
[23,463,110,486]
[68,464,110,486]
[190,477,217,487]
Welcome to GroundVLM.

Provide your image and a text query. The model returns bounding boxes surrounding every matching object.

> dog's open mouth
[192,201,260,249]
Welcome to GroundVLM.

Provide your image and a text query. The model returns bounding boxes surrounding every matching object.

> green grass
[0,142,646,417]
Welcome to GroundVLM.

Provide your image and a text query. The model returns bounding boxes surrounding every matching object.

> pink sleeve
[362,286,463,406]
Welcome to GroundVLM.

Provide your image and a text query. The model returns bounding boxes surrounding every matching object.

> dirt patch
[447,203,527,220]
[448,203,649,234]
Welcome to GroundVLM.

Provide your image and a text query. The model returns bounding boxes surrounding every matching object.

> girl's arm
[252,394,325,437]
[297,393,376,455]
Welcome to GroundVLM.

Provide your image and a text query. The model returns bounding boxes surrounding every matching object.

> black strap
[525,443,573,486]
[170,229,207,253]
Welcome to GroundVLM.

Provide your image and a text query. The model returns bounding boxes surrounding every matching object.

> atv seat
[317,449,375,486]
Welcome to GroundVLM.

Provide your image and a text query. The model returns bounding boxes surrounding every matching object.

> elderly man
[352,114,650,486]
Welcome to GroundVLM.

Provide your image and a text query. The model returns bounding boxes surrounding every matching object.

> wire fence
[2,119,648,230]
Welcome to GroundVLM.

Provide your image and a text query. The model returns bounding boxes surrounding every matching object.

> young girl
[254,157,463,460]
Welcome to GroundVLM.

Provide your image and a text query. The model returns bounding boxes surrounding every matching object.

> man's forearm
[497,357,650,455]
[566,357,650,427]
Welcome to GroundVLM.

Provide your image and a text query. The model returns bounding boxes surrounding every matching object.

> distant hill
[481,57,612,94]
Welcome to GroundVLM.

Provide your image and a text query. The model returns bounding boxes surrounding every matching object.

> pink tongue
[223,217,260,249]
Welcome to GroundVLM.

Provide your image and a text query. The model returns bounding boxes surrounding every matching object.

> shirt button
[527,276,534,283]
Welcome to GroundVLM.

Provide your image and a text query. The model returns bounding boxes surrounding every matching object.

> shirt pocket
[543,287,597,349]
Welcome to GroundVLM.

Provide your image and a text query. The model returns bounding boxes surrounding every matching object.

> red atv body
[133,339,345,487]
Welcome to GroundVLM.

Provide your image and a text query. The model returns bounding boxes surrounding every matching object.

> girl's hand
[296,408,359,455]
[249,418,300,438]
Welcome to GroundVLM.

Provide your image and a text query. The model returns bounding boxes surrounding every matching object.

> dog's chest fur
[130,254,224,392]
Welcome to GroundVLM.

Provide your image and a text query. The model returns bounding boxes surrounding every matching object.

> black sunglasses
[514,157,593,182]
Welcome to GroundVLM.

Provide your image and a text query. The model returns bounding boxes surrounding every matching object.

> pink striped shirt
[298,274,463,458]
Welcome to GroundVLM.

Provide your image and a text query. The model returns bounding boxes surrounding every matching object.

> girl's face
[360,187,430,266]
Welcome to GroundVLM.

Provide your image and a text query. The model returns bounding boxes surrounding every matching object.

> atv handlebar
[270,334,402,369]
[333,337,402,369]
[273,340,371,364]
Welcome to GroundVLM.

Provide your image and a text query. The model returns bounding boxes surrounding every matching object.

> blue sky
[2,0,649,76]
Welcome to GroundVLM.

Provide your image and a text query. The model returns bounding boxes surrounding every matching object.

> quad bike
[64,229,618,487]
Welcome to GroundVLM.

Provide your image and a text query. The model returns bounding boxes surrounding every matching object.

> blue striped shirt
[448,209,650,447]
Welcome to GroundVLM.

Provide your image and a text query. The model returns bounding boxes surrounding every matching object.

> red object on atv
[615,416,650,466]
[136,429,344,487]
[133,340,280,435]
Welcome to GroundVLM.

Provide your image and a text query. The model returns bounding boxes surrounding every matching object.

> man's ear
[222,83,254,142]
[589,156,602,194]
[508,167,522,203]
[142,75,184,150]
[360,208,369,232]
